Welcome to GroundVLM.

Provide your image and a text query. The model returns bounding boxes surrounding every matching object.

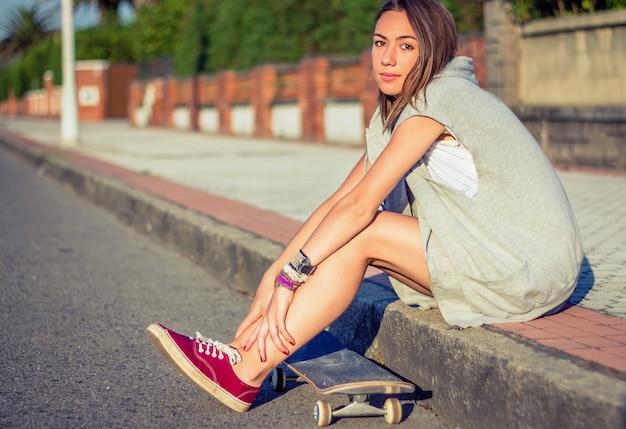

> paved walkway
[2,117,626,374]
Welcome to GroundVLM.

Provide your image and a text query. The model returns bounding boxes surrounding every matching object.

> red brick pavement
[494,306,626,373]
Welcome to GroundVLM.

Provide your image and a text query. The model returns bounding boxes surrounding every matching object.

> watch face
[301,265,315,275]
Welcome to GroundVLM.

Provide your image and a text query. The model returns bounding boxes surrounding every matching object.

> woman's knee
[360,211,420,245]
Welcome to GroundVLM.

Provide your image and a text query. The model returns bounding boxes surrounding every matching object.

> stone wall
[484,0,626,170]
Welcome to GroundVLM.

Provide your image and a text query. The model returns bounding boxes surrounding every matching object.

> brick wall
[75,61,109,121]
[128,34,487,146]
[109,64,137,117]
[1,62,137,122]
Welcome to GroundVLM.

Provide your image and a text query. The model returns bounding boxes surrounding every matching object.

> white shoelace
[194,332,242,365]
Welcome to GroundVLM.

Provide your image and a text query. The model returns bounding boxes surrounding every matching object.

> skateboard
[271,330,415,426]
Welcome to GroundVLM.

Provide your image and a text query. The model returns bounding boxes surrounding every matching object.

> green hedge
[174,0,484,74]
[169,0,383,73]
[132,0,187,62]
[173,0,212,77]
[75,18,135,64]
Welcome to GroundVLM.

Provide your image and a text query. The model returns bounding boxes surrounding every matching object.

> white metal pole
[61,0,79,146]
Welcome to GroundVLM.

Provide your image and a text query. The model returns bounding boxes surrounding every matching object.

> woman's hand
[243,286,295,362]
[234,272,276,340]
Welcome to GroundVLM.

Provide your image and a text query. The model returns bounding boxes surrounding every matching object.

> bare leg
[230,211,430,386]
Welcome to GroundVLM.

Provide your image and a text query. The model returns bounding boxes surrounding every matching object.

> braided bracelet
[274,270,299,292]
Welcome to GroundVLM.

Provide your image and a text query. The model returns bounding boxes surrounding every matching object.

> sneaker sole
[146,324,251,413]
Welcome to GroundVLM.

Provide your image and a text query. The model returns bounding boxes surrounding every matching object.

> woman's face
[372,10,420,97]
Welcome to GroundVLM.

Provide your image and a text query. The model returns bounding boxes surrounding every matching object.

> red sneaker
[147,323,260,412]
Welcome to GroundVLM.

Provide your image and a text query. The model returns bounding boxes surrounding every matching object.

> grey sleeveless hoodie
[366,56,583,327]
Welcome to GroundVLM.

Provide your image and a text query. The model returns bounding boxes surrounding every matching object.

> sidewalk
[2,117,626,428]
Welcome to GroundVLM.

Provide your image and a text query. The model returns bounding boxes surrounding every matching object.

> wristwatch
[291,250,317,276]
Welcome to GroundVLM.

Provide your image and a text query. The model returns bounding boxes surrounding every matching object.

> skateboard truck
[272,368,404,426]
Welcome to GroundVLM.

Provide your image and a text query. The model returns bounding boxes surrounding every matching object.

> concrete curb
[2,134,625,428]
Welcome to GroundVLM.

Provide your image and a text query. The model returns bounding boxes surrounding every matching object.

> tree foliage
[506,0,625,22]
[0,4,55,61]
[75,15,135,63]
[0,35,61,100]
[131,0,186,61]
[442,0,484,33]
[173,0,213,77]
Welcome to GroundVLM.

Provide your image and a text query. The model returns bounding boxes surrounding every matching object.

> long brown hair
[376,0,457,131]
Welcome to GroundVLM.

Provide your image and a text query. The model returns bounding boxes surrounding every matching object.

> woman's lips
[380,73,400,82]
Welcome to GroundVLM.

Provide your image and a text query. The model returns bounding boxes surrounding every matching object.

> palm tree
[0,4,55,61]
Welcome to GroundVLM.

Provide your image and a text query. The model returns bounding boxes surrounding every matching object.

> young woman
[147,0,583,413]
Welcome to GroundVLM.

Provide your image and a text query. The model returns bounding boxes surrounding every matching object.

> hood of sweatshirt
[434,56,478,86]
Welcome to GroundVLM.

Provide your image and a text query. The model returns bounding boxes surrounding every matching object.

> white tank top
[423,138,478,198]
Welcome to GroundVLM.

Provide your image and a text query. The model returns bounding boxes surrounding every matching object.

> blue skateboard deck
[271,330,414,426]
[285,331,414,395]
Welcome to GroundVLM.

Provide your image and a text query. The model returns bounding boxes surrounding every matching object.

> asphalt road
[0,147,454,428]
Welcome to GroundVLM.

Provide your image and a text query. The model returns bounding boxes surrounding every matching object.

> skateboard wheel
[384,397,402,424]
[271,368,286,391]
[314,400,333,427]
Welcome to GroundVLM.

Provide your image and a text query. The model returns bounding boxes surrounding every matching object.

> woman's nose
[381,48,395,66]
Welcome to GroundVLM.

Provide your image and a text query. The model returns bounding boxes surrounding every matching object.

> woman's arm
[264,152,371,280]
[234,152,370,339]
[300,115,444,265]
